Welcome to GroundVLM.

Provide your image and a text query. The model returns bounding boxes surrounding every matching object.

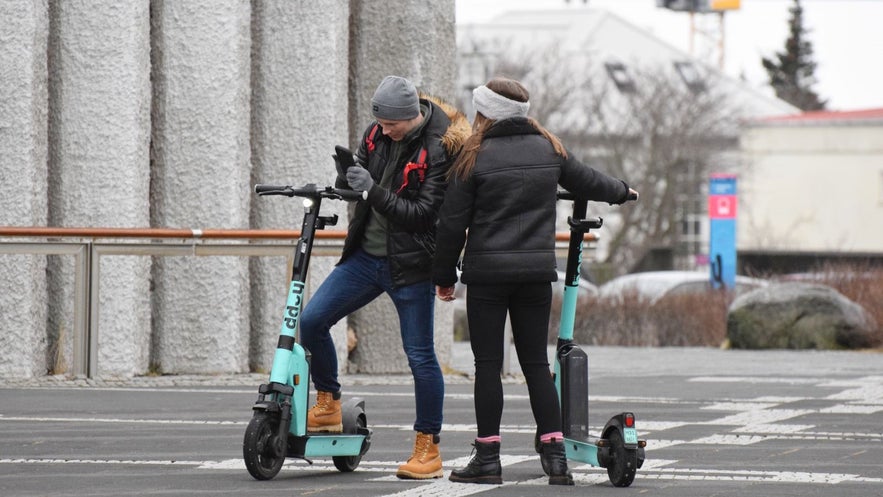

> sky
[455,0,883,111]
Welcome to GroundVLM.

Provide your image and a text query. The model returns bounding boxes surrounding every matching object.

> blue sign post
[708,174,737,289]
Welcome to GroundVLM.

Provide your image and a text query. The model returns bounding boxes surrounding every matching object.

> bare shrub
[554,262,883,347]
[561,289,736,347]
[651,291,733,346]
[565,291,663,346]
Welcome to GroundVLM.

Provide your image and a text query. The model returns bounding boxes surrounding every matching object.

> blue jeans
[299,248,444,435]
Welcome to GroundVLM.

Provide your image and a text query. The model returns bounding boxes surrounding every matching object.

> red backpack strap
[396,147,428,194]
[365,123,380,153]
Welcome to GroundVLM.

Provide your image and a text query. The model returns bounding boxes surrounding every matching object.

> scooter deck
[563,435,603,467]
[289,431,371,458]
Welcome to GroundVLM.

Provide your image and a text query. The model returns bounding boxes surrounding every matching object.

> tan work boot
[396,432,443,479]
[307,390,342,433]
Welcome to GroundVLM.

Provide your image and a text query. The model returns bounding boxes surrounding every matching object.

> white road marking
[690,376,826,385]
[0,415,245,425]
[704,401,782,411]
[686,434,768,445]
[732,423,815,434]
[637,420,689,431]
[637,468,883,484]
[700,408,816,426]
[0,458,204,466]
[641,439,689,450]
[820,404,883,414]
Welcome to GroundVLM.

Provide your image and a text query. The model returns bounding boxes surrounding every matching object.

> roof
[457,7,799,119]
[754,107,883,126]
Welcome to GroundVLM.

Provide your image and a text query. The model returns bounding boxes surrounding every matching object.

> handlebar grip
[334,188,367,201]
[254,184,288,195]
[556,190,575,201]
[559,190,638,202]
[254,184,294,197]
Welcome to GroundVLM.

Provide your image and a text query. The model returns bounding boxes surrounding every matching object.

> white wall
[739,122,883,253]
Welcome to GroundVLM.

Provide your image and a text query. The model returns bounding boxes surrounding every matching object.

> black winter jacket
[337,97,470,287]
[432,117,630,287]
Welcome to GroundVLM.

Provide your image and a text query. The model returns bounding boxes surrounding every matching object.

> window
[674,61,705,93]
[604,61,636,93]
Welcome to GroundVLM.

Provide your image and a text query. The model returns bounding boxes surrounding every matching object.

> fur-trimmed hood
[421,93,471,156]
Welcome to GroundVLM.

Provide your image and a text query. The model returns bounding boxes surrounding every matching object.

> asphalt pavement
[1,343,882,497]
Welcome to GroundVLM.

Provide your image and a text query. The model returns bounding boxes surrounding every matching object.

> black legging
[466,282,563,438]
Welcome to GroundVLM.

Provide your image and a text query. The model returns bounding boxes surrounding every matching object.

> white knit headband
[472,85,530,120]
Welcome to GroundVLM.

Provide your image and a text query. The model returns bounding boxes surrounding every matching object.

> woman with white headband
[432,77,638,486]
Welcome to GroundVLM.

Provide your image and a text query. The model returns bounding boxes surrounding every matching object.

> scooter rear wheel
[332,411,367,472]
[243,412,285,480]
[605,429,637,487]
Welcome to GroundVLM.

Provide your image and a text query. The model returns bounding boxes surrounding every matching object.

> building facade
[739,108,883,274]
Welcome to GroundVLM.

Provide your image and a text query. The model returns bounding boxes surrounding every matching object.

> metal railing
[0,227,348,378]
[0,227,595,378]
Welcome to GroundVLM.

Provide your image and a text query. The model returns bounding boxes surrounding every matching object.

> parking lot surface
[2,344,882,497]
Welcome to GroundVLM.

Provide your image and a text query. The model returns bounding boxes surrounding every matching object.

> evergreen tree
[762,0,827,111]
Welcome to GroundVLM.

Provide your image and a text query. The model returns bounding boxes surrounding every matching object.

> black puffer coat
[337,96,470,287]
[432,117,630,287]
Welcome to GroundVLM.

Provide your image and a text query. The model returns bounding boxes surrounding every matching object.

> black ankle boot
[449,441,502,484]
[540,439,574,486]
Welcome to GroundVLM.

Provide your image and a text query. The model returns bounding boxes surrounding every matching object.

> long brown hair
[448,77,567,181]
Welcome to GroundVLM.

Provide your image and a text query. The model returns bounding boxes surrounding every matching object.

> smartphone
[334,145,356,177]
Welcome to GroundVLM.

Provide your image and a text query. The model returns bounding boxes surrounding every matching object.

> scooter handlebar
[254,183,367,201]
[556,189,639,202]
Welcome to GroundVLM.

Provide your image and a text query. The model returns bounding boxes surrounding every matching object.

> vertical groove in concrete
[45,0,152,377]
[150,0,252,373]
[0,0,49,378]
[249,0,351,373]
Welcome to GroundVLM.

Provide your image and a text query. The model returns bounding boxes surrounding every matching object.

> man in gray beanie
[371,75,420,121]
[298,75,470,480]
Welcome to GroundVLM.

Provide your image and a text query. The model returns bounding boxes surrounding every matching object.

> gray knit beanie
[371,76,420,120]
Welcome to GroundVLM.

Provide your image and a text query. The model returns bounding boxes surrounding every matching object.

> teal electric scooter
[243,183,371,480]
[546,191,645,487]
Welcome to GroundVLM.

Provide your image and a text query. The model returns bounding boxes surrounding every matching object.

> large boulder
[727,282,879,350]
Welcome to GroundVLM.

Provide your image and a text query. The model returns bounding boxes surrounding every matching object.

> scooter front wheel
[605,429,637,487]
[243,412,285,480]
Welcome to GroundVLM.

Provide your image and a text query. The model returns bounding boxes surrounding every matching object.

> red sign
[708,195,737,219]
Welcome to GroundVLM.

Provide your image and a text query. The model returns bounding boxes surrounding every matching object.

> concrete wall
[740,123,883,253]
[249,0,351,373]
[0,0,49,378]
[150,0,252,374]
[46,1,152,378]
[0,0,457,379]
